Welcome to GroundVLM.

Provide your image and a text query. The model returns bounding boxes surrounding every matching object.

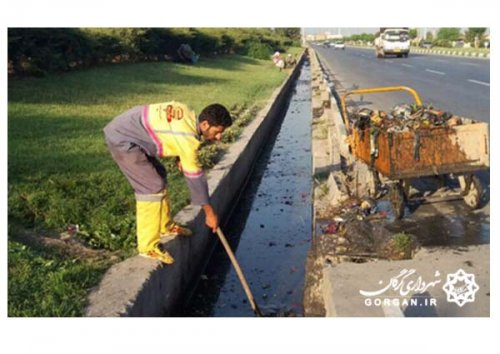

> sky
[304,28,378,36]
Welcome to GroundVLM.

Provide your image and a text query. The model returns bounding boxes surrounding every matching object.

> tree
[426,31,434,41]
[409,28,418,39]
[274,28,301,42]
[360,33,375,42]
[347,33,374,43]
[436,28,461,41]
[464,28,487,44]
[435,28,461,47]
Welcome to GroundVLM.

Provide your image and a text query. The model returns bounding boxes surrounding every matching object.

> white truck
[374,28,410,58]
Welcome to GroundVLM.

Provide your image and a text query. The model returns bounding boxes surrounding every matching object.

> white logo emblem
[442,269,479,307]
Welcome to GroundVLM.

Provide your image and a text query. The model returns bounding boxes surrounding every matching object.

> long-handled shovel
[216,227,263,317]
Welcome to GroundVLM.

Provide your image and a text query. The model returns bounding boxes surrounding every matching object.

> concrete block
[331,107,351,159]
[321,91,331,108]
[322,245,490,317]
[350,159,377,198]
[312,96,324,118]
[312,138,330,177]
[327,171,350,206]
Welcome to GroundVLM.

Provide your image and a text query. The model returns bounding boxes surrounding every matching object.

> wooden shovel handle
[216,227,263,317]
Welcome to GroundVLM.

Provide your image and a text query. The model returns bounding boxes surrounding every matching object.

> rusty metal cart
[340,86,490,218]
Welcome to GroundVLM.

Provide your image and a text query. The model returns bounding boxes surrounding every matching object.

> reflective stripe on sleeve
[155,130,199,139]
[141,105,164,157]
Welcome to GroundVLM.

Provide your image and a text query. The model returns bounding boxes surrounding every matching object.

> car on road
[323,41,331,48]
[420,41,433,49]
[375,28,410,58]
[333,41,345,50]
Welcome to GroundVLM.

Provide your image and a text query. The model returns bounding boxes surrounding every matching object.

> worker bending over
[104,102,232,264]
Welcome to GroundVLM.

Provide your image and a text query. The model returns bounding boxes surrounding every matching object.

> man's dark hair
[199,103,232,127]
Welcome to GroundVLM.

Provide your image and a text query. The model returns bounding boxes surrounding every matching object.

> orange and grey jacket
[103,102,209,205]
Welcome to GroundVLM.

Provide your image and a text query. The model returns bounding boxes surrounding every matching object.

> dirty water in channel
[182,62,312,317]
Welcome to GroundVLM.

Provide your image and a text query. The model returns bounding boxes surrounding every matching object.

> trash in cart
[340,86,489,218]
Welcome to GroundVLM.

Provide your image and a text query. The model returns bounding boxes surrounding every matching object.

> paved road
[314,45,490,122]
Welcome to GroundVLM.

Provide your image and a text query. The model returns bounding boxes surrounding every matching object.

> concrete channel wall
[304,47,345,316]
[304,47,375,316]
[85,51,306,317]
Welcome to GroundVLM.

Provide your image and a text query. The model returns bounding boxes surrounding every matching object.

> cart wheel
[389,183,405,219]
[461,175,483,209]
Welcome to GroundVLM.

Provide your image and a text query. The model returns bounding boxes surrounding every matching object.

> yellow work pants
[160,189,173,235]
[136,191,163,253]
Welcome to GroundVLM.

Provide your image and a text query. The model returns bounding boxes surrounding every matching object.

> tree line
[342,28,488,48]
[8,28,302,77]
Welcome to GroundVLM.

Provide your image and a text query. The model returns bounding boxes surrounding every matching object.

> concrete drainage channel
[181,60,312,317]
[85,52,308,317]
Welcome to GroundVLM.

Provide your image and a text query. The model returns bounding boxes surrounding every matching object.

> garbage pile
[320,197,387,235]
[319,197,420,261]
[351,104,462,133]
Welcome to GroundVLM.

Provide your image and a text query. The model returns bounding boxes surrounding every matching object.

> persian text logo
[442,269,479,307]
[360,269,441,297]
[359,269,441,307]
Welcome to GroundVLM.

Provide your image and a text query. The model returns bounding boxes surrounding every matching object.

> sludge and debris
[317,196,420,263]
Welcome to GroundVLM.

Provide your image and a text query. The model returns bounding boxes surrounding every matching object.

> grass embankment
[8,51,301,316]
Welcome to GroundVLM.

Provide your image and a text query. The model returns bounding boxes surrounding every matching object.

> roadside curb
[305,47,358,316]
[347,45,490,59]
[307,47,384,317]
[85,51,307,317]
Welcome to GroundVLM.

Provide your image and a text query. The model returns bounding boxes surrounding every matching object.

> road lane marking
[425,69,446,75]
[401,63,414,68]
[460,62,480,66]
[467,79,490,87]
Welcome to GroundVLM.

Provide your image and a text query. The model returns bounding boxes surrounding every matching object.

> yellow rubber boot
[159,189,172,236]
[136,193,174,264]
[160,189,193,238]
